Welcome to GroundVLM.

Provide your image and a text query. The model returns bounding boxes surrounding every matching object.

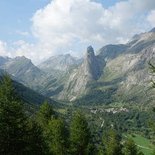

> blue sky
[0,0,119,42]
[0,0,50,42]
[0,0,155,63]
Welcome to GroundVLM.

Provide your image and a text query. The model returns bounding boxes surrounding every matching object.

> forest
[1,74,154,155]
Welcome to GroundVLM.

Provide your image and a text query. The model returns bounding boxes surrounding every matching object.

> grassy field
[126,134,154,155]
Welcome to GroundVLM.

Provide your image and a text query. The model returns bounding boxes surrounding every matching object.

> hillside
[1,28,155,106]
[0,71,58,107]
[61,28,155,105]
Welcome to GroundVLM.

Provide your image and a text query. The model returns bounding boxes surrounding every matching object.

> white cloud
[30,0,155,61]
[0,41,11,57]
[147,10,155,27]
[12,40,53,64]
[2,0,155,63]
[32,0,106,48]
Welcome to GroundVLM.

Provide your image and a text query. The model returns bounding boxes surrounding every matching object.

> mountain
[149,27,155,33]
[0,56,45,89]
[38,54,82,73]
[0,72,58,107]
[0,55,66,99]
[97,44,128,60]
[59,46,106,101]
[36,54,83,99]
[1,28,155,106]
[0,56,10,66]
[57,28,155,105]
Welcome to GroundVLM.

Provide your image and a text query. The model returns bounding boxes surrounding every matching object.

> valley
[1,28,155,155]
[1,28,155,106]
[1,0,155,154]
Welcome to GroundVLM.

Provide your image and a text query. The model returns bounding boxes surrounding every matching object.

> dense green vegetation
[125,134,154,155]
[0,74,155,154]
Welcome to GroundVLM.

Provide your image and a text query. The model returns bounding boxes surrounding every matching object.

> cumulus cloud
[30,0,155,60]
[0,41,10,57]
[147,10,155,27]
[2,0,155,63]
[12,40,58,63]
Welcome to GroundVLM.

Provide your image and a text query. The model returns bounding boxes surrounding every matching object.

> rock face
[97,44,128,60]
[58,28,155,104]
[59,46,105,101]
[149,27,155,33]
[0,56,10,66]
[38,54,82,73]
[37,54,83,98]
[84,46,102,80]
[1,28,155,105]
[95,29,155,105]
[0,56,45,88]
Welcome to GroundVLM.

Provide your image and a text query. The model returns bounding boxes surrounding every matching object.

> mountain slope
[38,54,82,73]
[0,56,45,89]
[0,56,10,66]
[59,46,106,101]
[36,54,83,98]
[0,56,67,99]
[1,28,155,106]
[0,72,59,107]
[61,28,155,105]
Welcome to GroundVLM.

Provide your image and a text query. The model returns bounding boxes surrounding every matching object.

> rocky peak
[83,46,101,80]
[86,46,95,57]
[39,53,82,72]
[14,56,32,64]
[59,46,103,101]
[149,27,155,33]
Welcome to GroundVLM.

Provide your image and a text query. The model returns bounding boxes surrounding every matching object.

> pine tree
[46,118,67,155]
[0,74,18,102]
[70,111,91,155]
[36,101,59,154]
[123,138,144,155]
[0,75,28,154]
[36,101,55,127]
[102,129,123,155]
[27,120,47,155]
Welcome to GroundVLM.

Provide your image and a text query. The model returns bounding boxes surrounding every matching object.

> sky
[0,0,155,64]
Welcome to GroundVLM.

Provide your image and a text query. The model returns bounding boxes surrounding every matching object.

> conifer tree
[27,120,47,155]
[46,118,67,155]
[0,75,28,154]
[102,129,123,155]
[36,101,54,127]
[70,111,91,155]
[123,138,143,155]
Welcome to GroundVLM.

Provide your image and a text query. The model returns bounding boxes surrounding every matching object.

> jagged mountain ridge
[0,56,46,89]
[59,28,155,103]
[38,54,83,73]
[1,28,155,105]
[59,46,106,101]
[0,54,83,100]
[36,54,83,98]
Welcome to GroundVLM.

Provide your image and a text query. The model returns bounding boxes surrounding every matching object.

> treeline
[0,75,144,155]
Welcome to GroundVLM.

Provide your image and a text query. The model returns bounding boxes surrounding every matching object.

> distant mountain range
[1,28,155,105]
[39,54,82,73]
